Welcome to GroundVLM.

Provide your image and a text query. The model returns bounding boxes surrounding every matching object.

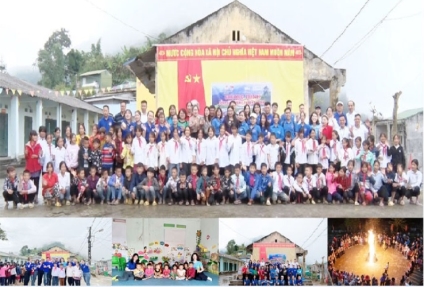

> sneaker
[207,277,212,282]
[179,201,183,205]
[206,202,210,206]
[266,199,271,206]
[311,200,316,205]
[23,204,29,209]
[388,200,394,206]
[399,200,405,206]
[18,203,23,210]
[158,199,163,205]
[28,203,34,209]
[5,202,9,209]
[185,201,189,206]
[66,200,71,206]
[152,201,157,206]
[139,200,144,205]
[144,201,149,206]
[277,200,281,204]
[216,202,220,206]
[190,200,195,206]
[55,202,62,207]
[354,201,360,206]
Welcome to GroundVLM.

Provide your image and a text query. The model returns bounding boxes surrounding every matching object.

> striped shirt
[101,143,115,170]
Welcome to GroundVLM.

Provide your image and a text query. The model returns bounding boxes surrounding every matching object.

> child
[228,124,243,168]
[392,164,408,206]
[139,168,159,206]
[196,166,209,205]
[53,137,67,173]
[65,134,79,172]
[51,263,59,286]
[222,166,233,204]
[157,132,168,170]
[329,130,341,169]
[283,166,296,203]
[175,265,186,281]
[56,162,71,206]
[244,163,258,204]
[187,164,199,206]
[3,166,19,209]
[370,161,388,206]
[85,166,99,206]
[208,164,223,206]
[254,134,268,171]
[345,160,359,203]
[101,132,115,175]
[292,173,307,204]
[157,165,168,205]
[95,170,109,204]
[325,163,342,204]
[17,170,37,209]
[388,134,406,171]
[303,165,317,204]
[355,162,375,206]
[122,166,133,204]
[280,133,295,176]
[170,265,178,280]
[248,114,261,143]
[131,163,146,205]
[186,262,196,280]
[88,139,102,175]
[166,129,183,177]
[154,264,162,279]
[335,167,352,203]
[306,129,319,173]
[356,140,375,167]
[165,167,179,205]
[195,129,207,166]
[205,127,218,175]
[42,162,58,206]
[41,134,55,175]
[131,126,147,170]
[376,133,391,170]
[267,133,280,172]
[77,137,90,175]
[271,162,290,204]
[145,132,159,171]
[294,128,308,175]
[338,138,353,168]
[107,167,124,205]
[406,159,422,205]
[181,127,196,176]
[217,125,230,174]
[121,134,134,171]
[71,168,88,205]
[314,164,327,203]
[241,131,254,170]
[133,264,144,280]
[251,163,272,205]
[318,136,330,173]
[144,264,154,280]
[162,265,171,279]
[177,171,190,205]
[58,264,66,286]
[352,136,363,173]
[231,164,247,204]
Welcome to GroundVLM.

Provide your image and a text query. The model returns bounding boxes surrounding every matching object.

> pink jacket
[326,172,337,195]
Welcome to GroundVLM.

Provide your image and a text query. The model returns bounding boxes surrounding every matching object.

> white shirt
[254,143,268,169]
[53,146,67,173]
[241,141,254,168]
[293,180,306,193]
[314,173,326,189]
[303,175,316,192]
[140,111,148,124]
[132,136,147,165]
[57,171,71,189]
[267,143,280,170]
[318,144,330,169]
[166,138,183,164]
[271,171,285,192]
[329,139,341,162]
[338,147,353,168]
[180,136,196,164]
[337,126,350,141]
[376,142,391,168]
[407,170,422,188]
[227,134,243,165]
[204,137,218,165]
[157,141,168,168]
[41,143,55,172]
[195,139,207,165]
[165,176,179,191]
[217,135,230,168]
[294,138,307,164]
[283,142,293,165]
[346,111,356,128]
[145,142,158,168]
[306,138,319,165]
[283,175,295,190]
[351,124,368,142]
[394,172,408,187]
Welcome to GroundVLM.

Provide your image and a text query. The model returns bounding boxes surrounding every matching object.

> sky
[219,218,327,264]
[0,218,111,261]
[0,0,423,116]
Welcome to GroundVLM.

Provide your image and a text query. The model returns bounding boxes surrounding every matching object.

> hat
[250,113,258,119]
[336,101,344,106]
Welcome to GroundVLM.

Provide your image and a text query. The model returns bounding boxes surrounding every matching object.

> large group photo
[327,218,423,286]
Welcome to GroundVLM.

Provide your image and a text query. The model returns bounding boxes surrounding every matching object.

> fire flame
[368,230,375,264]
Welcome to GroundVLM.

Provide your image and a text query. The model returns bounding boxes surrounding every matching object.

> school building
[0,72,102,160]
[41,246,73,261]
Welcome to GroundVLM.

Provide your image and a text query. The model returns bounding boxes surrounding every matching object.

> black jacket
[388,145,406,168]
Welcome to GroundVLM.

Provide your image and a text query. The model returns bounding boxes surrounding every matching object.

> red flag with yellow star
[177,59,206,110]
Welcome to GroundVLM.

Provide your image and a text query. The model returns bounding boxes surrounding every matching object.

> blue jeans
[83,272,91,286]
[0,278,5,286]
[43,272,49,286]
[327,192,343,203]
[108,186,122,201]
[96,186,108,201]
[52,276,59,286]
[31,271,38,286]
[58,186,71,201]
[235,190,247,201]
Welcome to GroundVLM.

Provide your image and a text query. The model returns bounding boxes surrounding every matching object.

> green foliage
[20,241,68,256]
[226,239,236,255]
[0,224,7,241]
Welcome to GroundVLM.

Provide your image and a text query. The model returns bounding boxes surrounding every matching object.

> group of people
[113,252,212,282]
[242,259,303,286]
[0,257,90,286]
[328,231,423,286]
[3,98,422,209]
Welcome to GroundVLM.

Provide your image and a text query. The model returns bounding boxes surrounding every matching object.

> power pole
[88,226,92,265]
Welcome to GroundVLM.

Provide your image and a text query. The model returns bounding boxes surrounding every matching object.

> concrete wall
[405,112,423,166]
[200,219,219,255]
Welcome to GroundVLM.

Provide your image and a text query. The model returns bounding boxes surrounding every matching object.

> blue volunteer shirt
[211,118,223,136]
[265,113,273,124]
[334,112,347,126]
[279,114,295,126]
[144,122,156,141]
[98,116,114,132]
[25,262,33,271]
[126,261,137,270]
[296,123,311,137]
[80,264,90,273]
[170,125,183,137]
[269,124,285,141]
[238,122,248,138]
[243,171,259,189]
[282,121,296,139]
[249,124,261,142]
[121,119,133,139]
[156,124,169,142]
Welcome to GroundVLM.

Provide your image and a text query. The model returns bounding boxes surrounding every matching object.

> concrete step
[0,158,25,177]
[229,280,243,286]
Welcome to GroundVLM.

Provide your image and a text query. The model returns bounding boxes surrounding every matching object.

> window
[232,30,240,41]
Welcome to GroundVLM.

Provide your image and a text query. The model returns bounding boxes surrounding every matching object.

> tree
[0,224,7,241]
[20,245,29,256]
[392,91,402,136]
[226,239,236,255]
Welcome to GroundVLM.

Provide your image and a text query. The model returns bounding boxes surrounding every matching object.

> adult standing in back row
[98,105,114,132]
[114,102,127,128]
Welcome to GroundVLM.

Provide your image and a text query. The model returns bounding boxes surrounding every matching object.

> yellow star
[193,74,201,83]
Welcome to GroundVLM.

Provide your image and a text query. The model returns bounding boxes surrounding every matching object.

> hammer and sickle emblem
[185,74,192,83]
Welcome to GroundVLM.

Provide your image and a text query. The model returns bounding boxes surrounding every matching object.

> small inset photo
[219,218,328,286]
[111,218,218,285]
[328,218,423,286]
[0,218,112,286]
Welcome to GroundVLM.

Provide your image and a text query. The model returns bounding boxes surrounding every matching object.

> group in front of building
[0,257,91,286]
[242,259,303,286]
[2,98,422,209]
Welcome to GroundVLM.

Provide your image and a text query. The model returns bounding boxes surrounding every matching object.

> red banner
[157,44,303,61]
[177,59,206,111]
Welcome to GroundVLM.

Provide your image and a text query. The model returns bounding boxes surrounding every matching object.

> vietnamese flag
[177,59,206,110]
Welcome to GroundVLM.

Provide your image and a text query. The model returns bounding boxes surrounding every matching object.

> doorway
[0,113,8,157]
[45,119,57,135]
[61,121,70,138]
[24,116,33,145]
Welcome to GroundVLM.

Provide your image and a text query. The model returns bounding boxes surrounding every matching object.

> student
[195,129,207,166]
[270,114,284,141]
[70,169,88,205]
[88,139,102,175]
[283,166,296,203]
[345,160,359,203]
[280,132,295,174]
[122,166,133,205]
[65,260,74,286]
[41,134,55,175]
[241,131,254,170]
[51,263,59,286]
[251,163,272,205]
[352,136,363,172]
[42,162,58,205]
[228,124,243,169]
[176,170,190,206]
[139,168,159,206]
[154,263,163,279]
[131,163,146,205]
[157,132,168,170]
[392,164,408,206]
[303,165,317,204]
[254,134,268,170]
[292,173,308,204]
[3,166,19,209]
[145,132,159,171]
[181,127,196,176]
[208,164,223,206]
[53,137,66,173]
[186,262,195,280]
[355,162,375,206]
[175,265,185,281]
[58,264,66,286]
[204,127,218,175]
[95,170,109,204]
[356,140,375,167]
[329,130,341,169]
[217,125,230,174]
[131,126,147,169]
[162,265,170,279]
[338,137,353,168]
[107,167,124,205]
[238,111,249,140]
[101,132,115,175]
[267,133,280,172]
[388,134,406,169]
[166,129,183,177]
[221,167,233,204]
[335,167,352,203]
[72,263,82,286]
[156,165,167,204]
[406,159,422,205]
[306,129,319,173]
[196,166,209,205]
[370,161,389,206]
[294,128,308,175]
[17,170,37,209]
[271,162,290,204]
[296,112,310,137]
[326,163,342,204]
[65,133,79,171]
[77,137,90,176]
[231,164,247,204]
[376,133,391,170]
[248,114,261,143]
[164,167,179,205]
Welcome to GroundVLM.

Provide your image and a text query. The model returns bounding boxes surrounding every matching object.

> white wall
[200,219,219,254]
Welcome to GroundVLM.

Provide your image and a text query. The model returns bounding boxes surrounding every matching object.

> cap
[336,101,344,106]
[250,113,258,119]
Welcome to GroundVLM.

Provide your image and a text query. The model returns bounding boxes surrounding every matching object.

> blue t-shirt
[282,121,296,138]
[296,123,311,137]
[81,264,90,273]
[144,122,156,141]
[98,116,114,132]
[249,125,261,142]
[211,118,223,136]
[269,124,285,141]
[193,261,203,270]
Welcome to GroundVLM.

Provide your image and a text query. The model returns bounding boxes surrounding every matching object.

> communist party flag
[177,59,206,110]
